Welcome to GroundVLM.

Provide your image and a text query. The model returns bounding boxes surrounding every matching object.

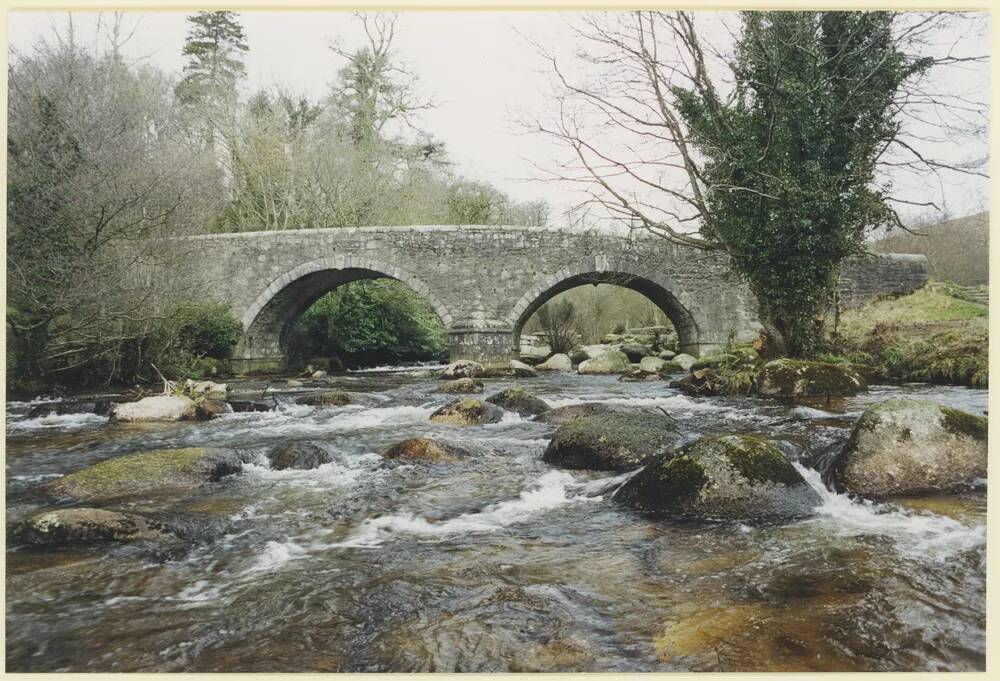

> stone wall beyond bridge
[177,225,928,371]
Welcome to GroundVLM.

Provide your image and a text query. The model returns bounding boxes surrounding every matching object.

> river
[4,367,987,671]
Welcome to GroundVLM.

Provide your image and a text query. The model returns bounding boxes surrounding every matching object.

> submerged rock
[578,349,631,375]
[295,390,353,407]
[485,387,550,416]
[537,353,573,371]
[832,399,987,498]
[757,359,866,398]
[46,447,242,503]
[614,435,819,520]
[110,395,197,423]
[229,397,279,412]
[383,438,469,463]
[438,377,484,394]
[440,360,484,380]
[618,368,661,382]
[10,508,173,546]
[542,412,680,471]
[268,442,332,470]
[430,398,504,425]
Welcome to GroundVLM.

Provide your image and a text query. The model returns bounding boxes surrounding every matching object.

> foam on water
[794,463,986,562]
[6,411,108,434]
[242,453,383,488]
[216,403,436,438]
[330,470,606,548]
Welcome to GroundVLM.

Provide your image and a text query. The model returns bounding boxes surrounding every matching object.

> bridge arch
[235,255,454,369]
[508,267,700,354]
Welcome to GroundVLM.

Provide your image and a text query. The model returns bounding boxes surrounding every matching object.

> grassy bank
[829,283,988,388]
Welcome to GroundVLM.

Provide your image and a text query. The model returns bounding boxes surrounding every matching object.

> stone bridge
[179,225,928,371]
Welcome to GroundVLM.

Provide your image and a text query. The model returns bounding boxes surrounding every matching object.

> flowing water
[5,368,987,671]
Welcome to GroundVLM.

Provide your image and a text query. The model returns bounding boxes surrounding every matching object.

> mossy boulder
[536,402,651,425]
[485,387,550,417]
[429,398,504,425]
[10,508,173,546]
[110,394,197,423]
[757,359,867,398]
[542,412,681,471]
[439,360,484,380]
[639,356,667,374]
[614,435,820,520]
[658,361,684,374]
[383,438,469,463]
[45,447,242,503]
[268,442,332,470]
[438,377,484,394]
[832,399,987,498]
[295,390,353,407]
[688,354,732,372]
[578,349,631,375]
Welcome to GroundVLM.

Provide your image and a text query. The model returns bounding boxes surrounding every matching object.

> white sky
[8,10,990,226]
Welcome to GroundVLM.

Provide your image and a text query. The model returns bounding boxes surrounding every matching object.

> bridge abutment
[447,329,516,368]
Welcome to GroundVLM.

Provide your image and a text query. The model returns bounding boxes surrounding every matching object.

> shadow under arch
[236,256,453,367]
[508,269,700,353]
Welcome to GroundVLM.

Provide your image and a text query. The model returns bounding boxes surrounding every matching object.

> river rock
[486,387,550,417]
[672,353,697,371]
[46,447,242,503]
[311,370,327,379]
[10,508,173,546]
[658,361,684,374]
[639,356,667,374]
[568,348,589,364]
[620,343,652,362]
[440,360,484,380]
[619,369,660,382]
[184,380,228,400]
[195,399,233,421]
[430,398,504,425]
[383,438,469,463]
[580,344,613,360]
[536,353,573,371]
[671,369,720,397]
[758,359,866,398]
[229,397,279,412]
[658,349,677,360]
[689,354,730,372]
[295,390,353,407]
[578,349,631,375]
[438,377,484,394]
[268,442,332,470]
[614,435,820,520]
[510,359,538,377]
[542,412,681,471]
[110,394,197,423]
[536,402,651,425]
[832,399,987,498]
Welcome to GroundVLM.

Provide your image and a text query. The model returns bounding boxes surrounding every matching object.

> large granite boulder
[757,359,866,398]
[542,412,681,471]
[110,395,197,423]
[537,353,573,371]
[486,387,550,417]
[578,349,631,375]
[832,399,987,498]
[440,361,484,380]
[45,447,242,503]
[438,377,484,394]
[10,508,174,546]
[614,435,820,520]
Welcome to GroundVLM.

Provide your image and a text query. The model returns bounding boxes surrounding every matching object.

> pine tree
[175,11,248,145]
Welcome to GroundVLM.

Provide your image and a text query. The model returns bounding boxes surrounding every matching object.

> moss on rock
[614,435,818,520]
[46,447,242,503]
[382,438,469,463]
[429,398,504,425]
[833,399,987,498]
[542,412,680,471]
[438,377,484,394]
[758,359,866,399]
[485,387,550,416]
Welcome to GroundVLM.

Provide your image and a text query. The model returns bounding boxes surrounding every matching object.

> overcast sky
[9,11,990,226]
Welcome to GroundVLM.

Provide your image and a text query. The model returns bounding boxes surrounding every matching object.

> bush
[536,299,580,354]
[174,302,243,358]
